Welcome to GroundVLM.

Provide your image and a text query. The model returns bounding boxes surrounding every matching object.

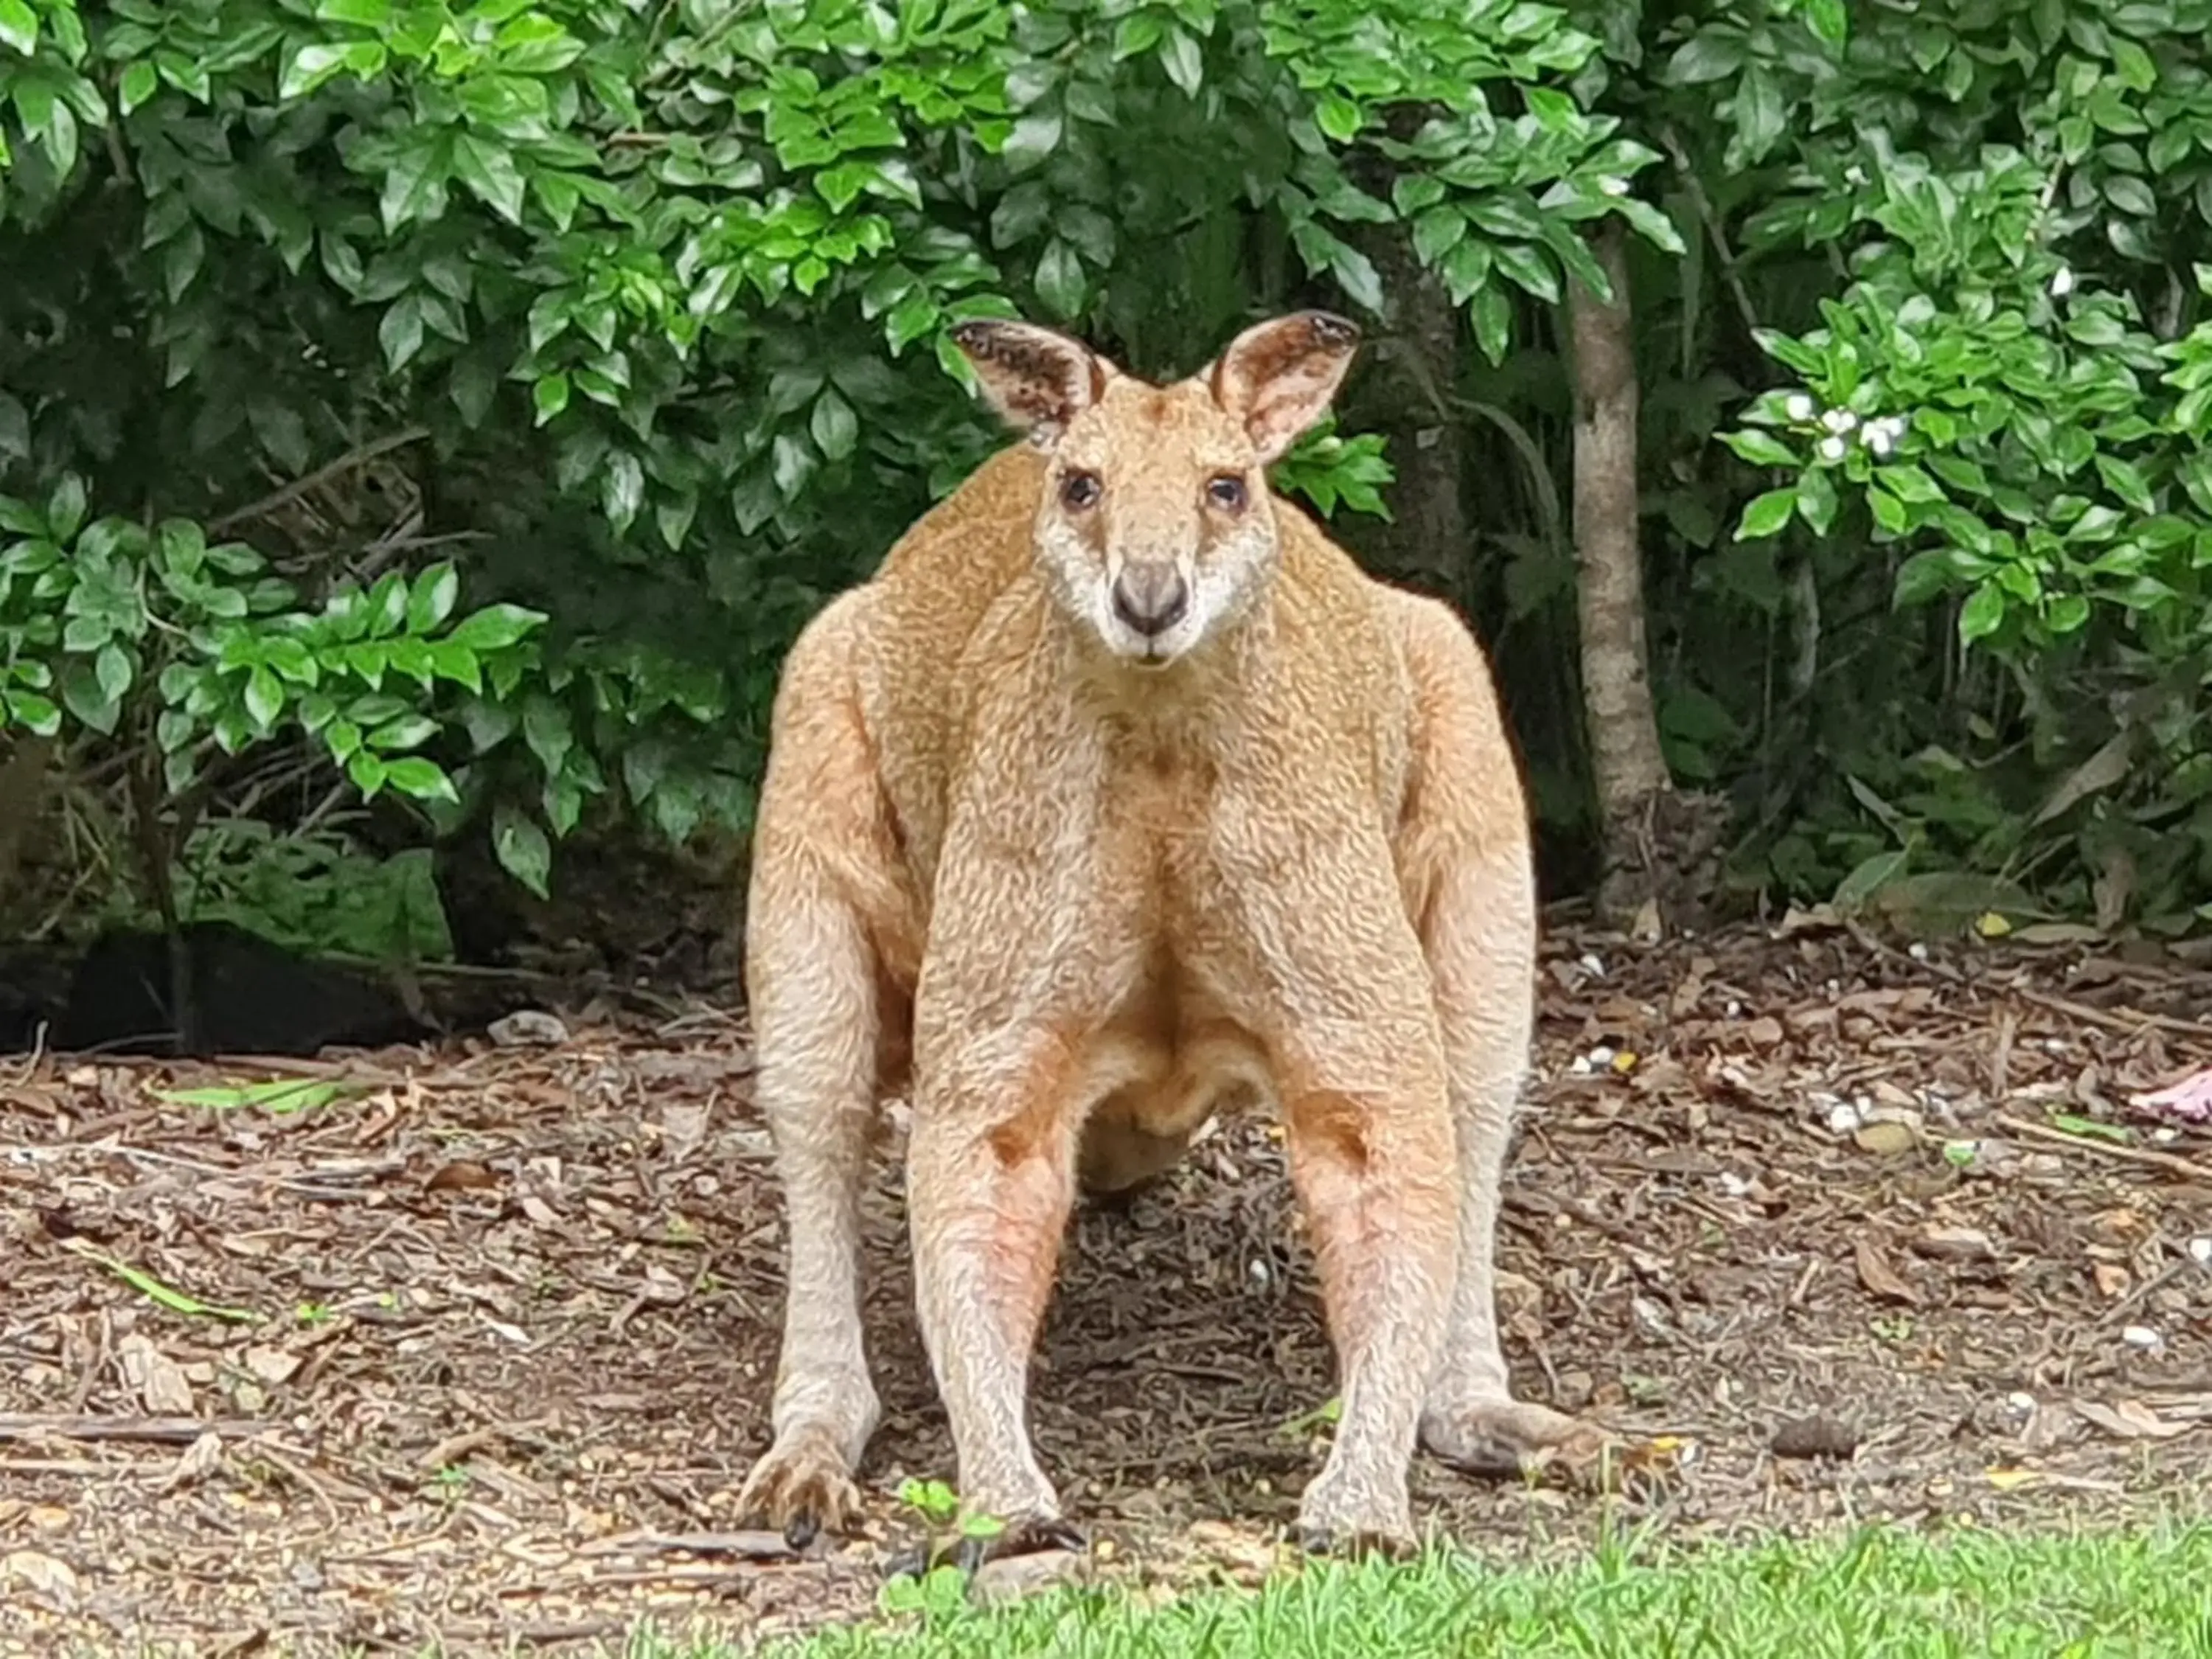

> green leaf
[59,661,119,735]
[448,603,543,652]
[5,691,63,737]
[347,750,389,798]
[94,642,132,705]
[48,474,86,543]
[1667,29,1745,85]
[1803,0,1847,45]
[2106,174,2157,218]
[1736,487,1797,540]
[279,41,351,100]
[1958,580,2006,643]
[603,451,644,532]
[1795,466,1838,536]
[0,0,35,55]
[1157,25,1203,97]
[384,757,458,802]
[406,563,460,633]
[1893,549,1958,608]
[1722,431,1798,467]
[2094,452,2156,513]
[1034,239,1085,321]
[1003,109,1061,172]
[810,388,859,462]
[380,295,425,372]
[1492,240,1559,304]
[245,667,283,730]
[453,133,526,224]
[494,802,552,897]
[1329,243,1384,313]
[369,713,437,751]
[1316,92,1362,142]
[1411,206,1466,267]
[119,59,159,114]
[533,372,570,424]
[1470,283,1512,365]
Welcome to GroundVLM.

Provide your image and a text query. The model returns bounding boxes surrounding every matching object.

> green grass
[684,1521,2212,1659]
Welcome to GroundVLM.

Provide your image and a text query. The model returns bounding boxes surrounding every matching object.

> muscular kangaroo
[735,310,1587,1559]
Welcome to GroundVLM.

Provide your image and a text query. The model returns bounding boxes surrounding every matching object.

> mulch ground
[4,916,2211,1657]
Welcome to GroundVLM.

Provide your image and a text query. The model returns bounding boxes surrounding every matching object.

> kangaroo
[734,309,1588,1561]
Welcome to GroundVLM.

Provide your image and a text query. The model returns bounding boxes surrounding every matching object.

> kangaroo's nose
[1110,564,1190,638]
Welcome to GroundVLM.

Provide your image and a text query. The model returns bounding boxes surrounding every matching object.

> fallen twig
[0,1413,275,1444]
[577,1528,801,1562]
[1995,1113,2212,1180]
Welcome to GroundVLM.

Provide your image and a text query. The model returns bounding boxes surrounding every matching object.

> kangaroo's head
[950,310,1360,668]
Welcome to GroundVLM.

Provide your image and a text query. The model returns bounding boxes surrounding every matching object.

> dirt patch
[4,921,2211,1655]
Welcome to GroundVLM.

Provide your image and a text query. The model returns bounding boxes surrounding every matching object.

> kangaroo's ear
[950,319,1117,448]
[1206,310,1362,464]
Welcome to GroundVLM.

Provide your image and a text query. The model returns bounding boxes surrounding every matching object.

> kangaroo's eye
[1206,473,1248,512]
[1060,470,1102,510]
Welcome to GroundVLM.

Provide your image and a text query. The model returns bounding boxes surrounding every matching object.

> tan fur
[736,313,1587,1551]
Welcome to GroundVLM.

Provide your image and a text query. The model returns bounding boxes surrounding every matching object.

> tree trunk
[1363,228,1467,597]
[1568,222,1721,931]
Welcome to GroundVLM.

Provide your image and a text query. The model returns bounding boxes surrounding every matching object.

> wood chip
[2073,1399,2191,1441]
[1854,1237,1921,1304]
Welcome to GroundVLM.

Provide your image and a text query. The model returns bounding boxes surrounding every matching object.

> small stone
[2122,1325,2164,1351]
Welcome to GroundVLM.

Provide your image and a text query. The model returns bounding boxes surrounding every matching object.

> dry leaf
[2,1548,80,1604]
[1983,1467,2042,1491]
[242,1345,300,1385]
[159,1431,224,1492]
[2092,1262,2131,1299]
[116,1331,195,1416]
[1854,1237,1920,1305]
[661,1102,710,1164]
[2072,1399,2188,1441]
[425,1160,500,1192]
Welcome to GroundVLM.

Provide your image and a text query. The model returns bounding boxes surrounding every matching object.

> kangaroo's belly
[1068,964,1275,1196]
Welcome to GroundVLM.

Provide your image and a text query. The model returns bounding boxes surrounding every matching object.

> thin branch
[209,428,431,537]
[1660,124,1763,345]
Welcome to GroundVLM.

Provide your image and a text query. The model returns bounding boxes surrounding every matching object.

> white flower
[1820,407,1858,434]
[1818,434,1848,462]
[1600,175,1630,196]
[2050,265,2075,298]
[1864,416,1905,457]
[1845,164,1867,186]
[1785,393,1817,422]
